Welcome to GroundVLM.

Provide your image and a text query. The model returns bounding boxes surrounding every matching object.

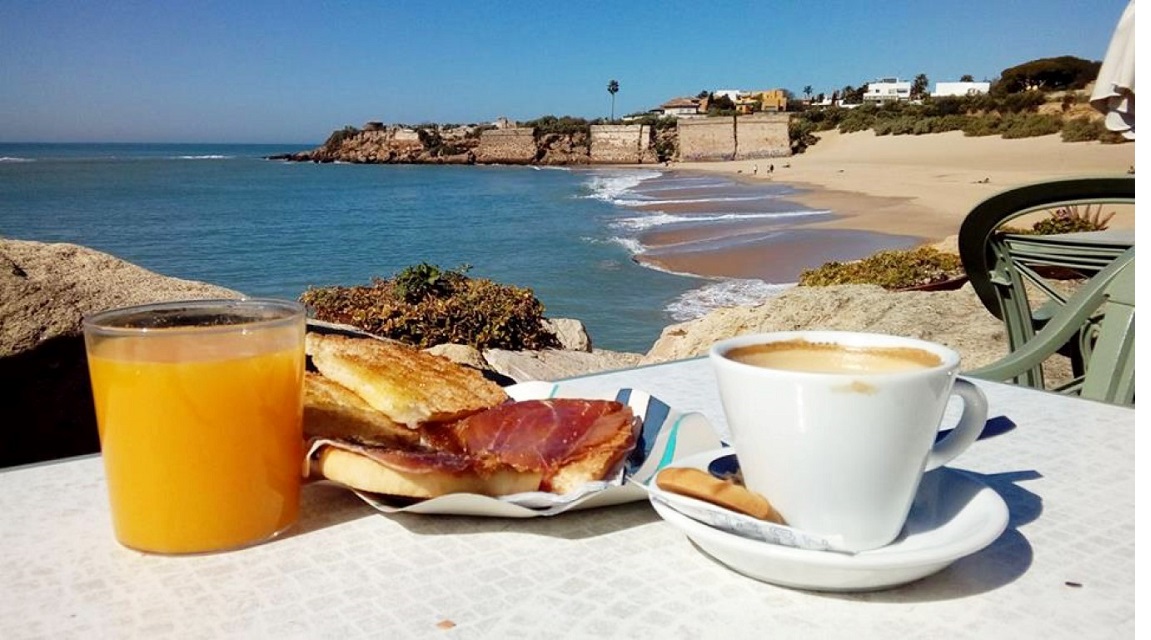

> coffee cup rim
[709,330,960,376]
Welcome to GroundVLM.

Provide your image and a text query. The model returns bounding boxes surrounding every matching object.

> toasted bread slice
[313,442,542,498]
[303,372,420,447]
[546,417,637,495]
[306,333,508,427]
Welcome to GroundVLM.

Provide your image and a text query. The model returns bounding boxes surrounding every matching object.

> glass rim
[82,298,305,337]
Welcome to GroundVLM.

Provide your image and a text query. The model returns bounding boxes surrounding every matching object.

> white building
[932,81,991,97]
[659,97,702,117]
[863,78,912,103]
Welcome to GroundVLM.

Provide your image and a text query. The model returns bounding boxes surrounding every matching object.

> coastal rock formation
[0,239,241,468]
[271,124,484,164]
[640,283,1013,369]
[271,118,783,166]
[483,348,643,382]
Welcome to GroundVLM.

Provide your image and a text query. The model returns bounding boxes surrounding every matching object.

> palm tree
[803,85,813,101]
[607,80,620,121]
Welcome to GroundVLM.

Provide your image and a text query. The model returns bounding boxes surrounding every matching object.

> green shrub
[523,115,592,138]
[998,90,1048,113]
[1031,204,1116,234]
[300,264,560,350]
[1061,117,1104,142]
[798,247,965,291]
[999,113,1063,139]
[998,202,1115,236]
[962,115,1004,137]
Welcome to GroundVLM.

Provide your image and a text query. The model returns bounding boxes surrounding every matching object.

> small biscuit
[655,467,784,523]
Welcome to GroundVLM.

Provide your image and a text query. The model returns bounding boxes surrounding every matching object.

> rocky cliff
[1,239,243,468]
[269,122,604,166]
[271,116,780,166]
[271,123,486,164]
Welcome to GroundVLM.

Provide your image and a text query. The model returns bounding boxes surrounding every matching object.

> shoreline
[677,130,1135,238]
[625,130,1134,282]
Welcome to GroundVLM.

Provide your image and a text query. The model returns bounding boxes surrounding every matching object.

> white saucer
[650,448,1009,592]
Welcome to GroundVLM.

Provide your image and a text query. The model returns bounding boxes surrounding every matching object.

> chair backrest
[959,176,1135,390]
[965,247,1135,406]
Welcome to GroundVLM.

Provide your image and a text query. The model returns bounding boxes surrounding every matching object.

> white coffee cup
[709,331,987,552]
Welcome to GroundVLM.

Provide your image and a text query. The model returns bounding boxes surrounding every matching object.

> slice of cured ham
[431,399,638,493]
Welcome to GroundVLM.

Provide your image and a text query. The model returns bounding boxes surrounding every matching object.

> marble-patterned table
[0,358,1135,638]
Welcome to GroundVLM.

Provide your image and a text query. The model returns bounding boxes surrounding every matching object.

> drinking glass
[83,298,306,554]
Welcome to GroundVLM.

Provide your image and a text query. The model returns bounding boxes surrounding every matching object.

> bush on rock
[300,263,560,351]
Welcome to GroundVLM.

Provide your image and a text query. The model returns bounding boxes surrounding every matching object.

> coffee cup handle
[925,378,988,471]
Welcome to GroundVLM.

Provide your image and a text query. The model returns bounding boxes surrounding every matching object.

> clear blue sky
[0,0,1131,144]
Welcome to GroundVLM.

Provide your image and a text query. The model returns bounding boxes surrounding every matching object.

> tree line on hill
[788,56,1119,149]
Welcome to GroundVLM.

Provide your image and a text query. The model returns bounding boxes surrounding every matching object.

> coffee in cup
[710,331,987,552]
[725,339,942,374]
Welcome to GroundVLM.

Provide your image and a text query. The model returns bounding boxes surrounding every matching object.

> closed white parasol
[1089,0,1135,139]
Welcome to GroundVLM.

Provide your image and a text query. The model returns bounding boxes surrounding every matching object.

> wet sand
[634,130,1135,281]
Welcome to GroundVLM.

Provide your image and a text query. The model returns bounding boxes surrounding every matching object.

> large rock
[543,317,592,352]
[642,283,1013,370]
[1,239,241,468]
[482,348,643,383]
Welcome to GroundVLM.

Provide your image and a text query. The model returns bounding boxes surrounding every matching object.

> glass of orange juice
[83,298,306,554]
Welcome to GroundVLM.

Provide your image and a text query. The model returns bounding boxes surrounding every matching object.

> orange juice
[85,303,304,554]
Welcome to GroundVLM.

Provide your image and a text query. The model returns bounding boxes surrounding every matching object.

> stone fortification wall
[734,113,791,159]
[676,114,790,161]
[589,125,657,164]
[476,128,537,164]
[676,117,736,161]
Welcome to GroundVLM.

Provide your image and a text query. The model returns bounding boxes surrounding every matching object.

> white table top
[0,358,1136,638]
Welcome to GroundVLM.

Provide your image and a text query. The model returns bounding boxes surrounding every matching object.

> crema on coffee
[726,339,942,374]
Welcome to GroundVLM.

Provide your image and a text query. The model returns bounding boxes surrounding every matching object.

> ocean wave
[603,235,647,255]
[0,156,34,163]
[634,180,731,192]
[612,209,829,231]
[666,279,795,321]
[581,169,663,202]
[172,155,234,160]
[612,193,782,207]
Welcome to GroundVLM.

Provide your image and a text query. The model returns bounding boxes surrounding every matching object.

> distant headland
[268,113,792,166]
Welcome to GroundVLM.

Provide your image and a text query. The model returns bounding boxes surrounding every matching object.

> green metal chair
[964,247,1134,405]
[959,175,1135,405]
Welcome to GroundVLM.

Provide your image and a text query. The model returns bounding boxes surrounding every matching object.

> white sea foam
[635,177,730,191]
[612,193,780,207]
[604,235,647,255]
[174,155,233,160]
[666,279,796,322]
[0,156,34,163]
[582,169,663,202]
[612,209,829,231]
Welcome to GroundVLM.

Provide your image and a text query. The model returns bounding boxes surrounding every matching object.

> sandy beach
[640,131,1135,282]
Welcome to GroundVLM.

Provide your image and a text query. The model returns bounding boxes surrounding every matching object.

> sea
[1,143,826,353]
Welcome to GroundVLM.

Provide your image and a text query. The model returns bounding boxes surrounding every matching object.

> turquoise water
[5,143,824,352]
